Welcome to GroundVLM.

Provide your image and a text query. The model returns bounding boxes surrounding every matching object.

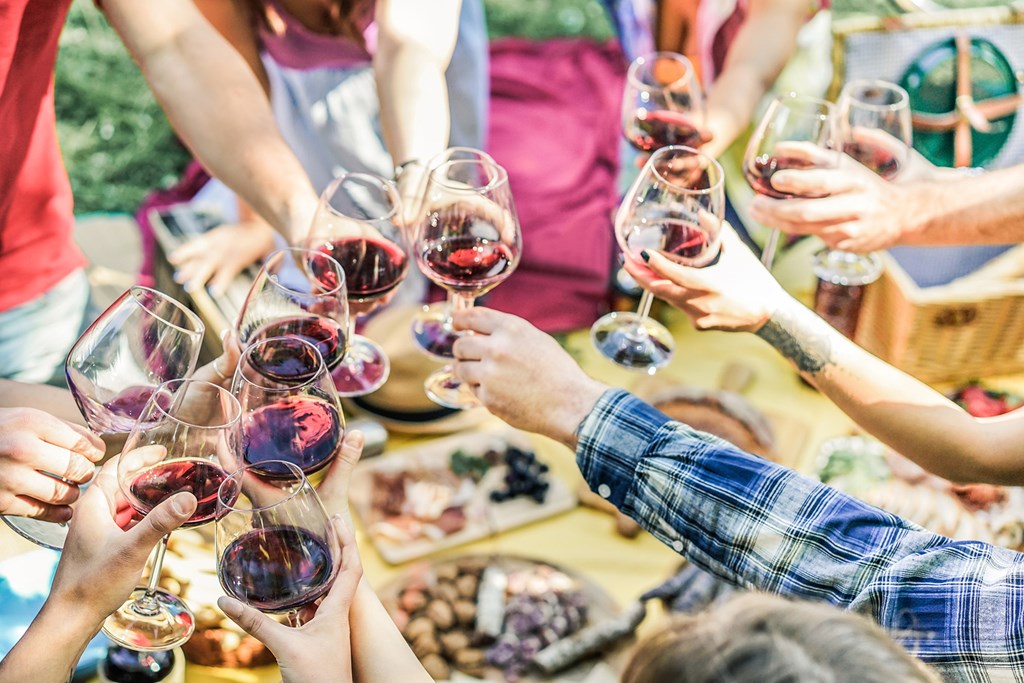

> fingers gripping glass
[591,146,725,372]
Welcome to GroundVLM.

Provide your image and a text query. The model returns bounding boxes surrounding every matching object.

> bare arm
[702,0,809,158]
[102,0,318,243]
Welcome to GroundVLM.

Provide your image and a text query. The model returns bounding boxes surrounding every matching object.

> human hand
[312,430,364,523]
[218,516,361,683]
[192,330,243,390]
[451,309,607,447]
[169,222,276,296]
[48,458,196,623]
[0,408,105,521]
[749,153,916,252]
[624,223,786,333]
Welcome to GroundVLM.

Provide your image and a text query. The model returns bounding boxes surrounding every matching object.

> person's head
[621,592,939,683]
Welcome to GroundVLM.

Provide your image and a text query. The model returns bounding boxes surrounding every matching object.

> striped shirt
[577,389,1024,682]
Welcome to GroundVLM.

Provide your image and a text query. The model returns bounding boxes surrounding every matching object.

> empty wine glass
[215,460,340,625]
[414,156,522,409]
[232,336,345,480]
[1,287,205,551]
[411,147,498,360]
[103,378,242,651]
[236,247,350,382]
[592,145,725,372]
[623,51,706,153]
[307,172,407,397]
[743,93,840,268]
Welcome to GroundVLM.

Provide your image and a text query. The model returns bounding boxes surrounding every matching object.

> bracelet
[393,158,425,182]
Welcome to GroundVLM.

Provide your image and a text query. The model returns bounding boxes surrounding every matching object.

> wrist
[285,194,319,245]
[548,378,608,449]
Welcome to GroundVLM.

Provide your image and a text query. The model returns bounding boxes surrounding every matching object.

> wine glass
[414,156,522,409]
[307,172,407,396]
[591,146,725,372]
[1,287,204,551]
[236,247,350,384]
[743,92,841,268]
[623,51,706,153]
[103,378,242,651]
[215,460,340,625]
[411,147,498,360]
[232,336,345,480]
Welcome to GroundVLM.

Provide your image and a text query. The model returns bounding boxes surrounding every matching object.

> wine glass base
[411,303,458,360]
[331,335,390,397]
[424,367,480,410]
[1,514,68,551]
[591,312,674,373]
[102,587,195,651]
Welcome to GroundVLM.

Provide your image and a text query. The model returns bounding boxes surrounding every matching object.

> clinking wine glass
[232,336,345,480]
[236,247,350,385]
[307,172,407,397]
[623,51,706,153]
[1,287,205,551]
[215,460,340,626]
[411,147,498,360]
[103,378,242,651]
[743,92,841,268]
[414,157,522,409]
[591,145,725,372]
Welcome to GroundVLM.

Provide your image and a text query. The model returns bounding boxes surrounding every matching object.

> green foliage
[484,0,614,42]
[55,0,189,214]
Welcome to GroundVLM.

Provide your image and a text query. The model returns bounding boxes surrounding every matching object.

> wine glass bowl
[216,460,339,617]
[307,173,406,397]
[592,145,724,372]
[838,79,912,180]
[414,157,522,408]
[232,336,345,481]
[103,378,242,651]
[623,52,705,152]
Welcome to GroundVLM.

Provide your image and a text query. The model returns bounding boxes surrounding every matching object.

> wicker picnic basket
[854,248,1024,383]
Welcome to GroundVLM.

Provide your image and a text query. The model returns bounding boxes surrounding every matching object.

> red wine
[420,235,514,293]
[842,140,902,180]
[243,396,342,478]
[219,526,334,612]
[129,459,232,527]
[628,109,703,152]
[250,317,346,380]
[66,381,164,434]
[319,238,407,300]
[744,154,828,199]
[627,218,714,267]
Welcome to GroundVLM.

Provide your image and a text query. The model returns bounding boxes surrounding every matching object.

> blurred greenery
[55,1,189,215]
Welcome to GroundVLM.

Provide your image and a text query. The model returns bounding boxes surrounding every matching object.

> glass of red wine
[591,145,725,372]
[1,287,205,552]
[307,172,407,397]
[103,378,242,651]
[411,147,498,360]
[236,247,350,384]
[231,336,345,481]
[414,156,522,409]
[623,51,705,153]
[215,459,339,625]
[743,92,840,268]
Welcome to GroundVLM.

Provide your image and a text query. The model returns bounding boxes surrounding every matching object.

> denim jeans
[0,269,90,385]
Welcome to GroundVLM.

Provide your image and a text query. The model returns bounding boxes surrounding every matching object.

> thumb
[315,430,364,514]
[642,250,712,291]
[218,596,290,651]
[123,493,196,561]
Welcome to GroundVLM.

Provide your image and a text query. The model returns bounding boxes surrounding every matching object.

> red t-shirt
[0,0,85,312]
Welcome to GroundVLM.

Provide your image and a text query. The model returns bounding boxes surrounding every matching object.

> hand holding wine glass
[414,156,522,409]
[103,378,242,651]
[591,145,725,372]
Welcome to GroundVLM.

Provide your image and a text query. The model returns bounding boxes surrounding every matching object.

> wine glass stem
[635,290,655,322]
[761,229,781,269]
[133,534,171,616]
[452,292,476,316]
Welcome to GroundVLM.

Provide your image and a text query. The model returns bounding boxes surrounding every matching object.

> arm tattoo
[755,307,834,375]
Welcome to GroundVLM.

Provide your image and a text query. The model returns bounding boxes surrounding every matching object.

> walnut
[455,574,478,599]
[434,581,460,604]
[425,599,455,631]
[435,563,460,582]
[454,648,487,670]
[440,630,470,657]
[412,633,441,659]
[403,616,435,642]
[455,556,489,576]
[419,653,450,680]
[453,599,476,626]
[400,588,428,613]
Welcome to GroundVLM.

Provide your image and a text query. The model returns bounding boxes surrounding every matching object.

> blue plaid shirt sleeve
[576,389,1024,681]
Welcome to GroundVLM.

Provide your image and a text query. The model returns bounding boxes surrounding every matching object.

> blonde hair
[621,593,940,683]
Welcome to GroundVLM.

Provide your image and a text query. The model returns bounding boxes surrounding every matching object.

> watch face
[900,35,1018,168]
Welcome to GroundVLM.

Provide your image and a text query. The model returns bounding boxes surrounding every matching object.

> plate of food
[349,428,577,565]
[381,554,626,682]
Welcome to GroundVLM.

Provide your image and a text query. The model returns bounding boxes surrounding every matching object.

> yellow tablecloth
[4,311,996,682]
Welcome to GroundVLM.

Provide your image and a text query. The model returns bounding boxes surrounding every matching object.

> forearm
[756,297,1024,483]
[0,599,102,683]
[350,580,432,683]
[103,0,318,244]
